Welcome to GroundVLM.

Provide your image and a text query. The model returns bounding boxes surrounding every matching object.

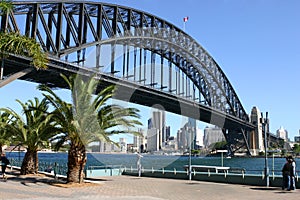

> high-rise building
[165,126,171,141]
[177,128,186,150]
[133,128,146,153]
[147,128,159,152]
[188,118,197,149]
[119,138,127,152]
[276,127,288,141]
[203,126,225,148]
[150,110,166,149]
[249,106,265,155]
[295,136,300,143]
[195,128,204,149]
[176,120,197,150]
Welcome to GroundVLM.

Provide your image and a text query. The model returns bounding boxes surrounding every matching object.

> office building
[276,127,288,141]
[203,126,225,148]
[147,128,160,152]
[249,106,265,155]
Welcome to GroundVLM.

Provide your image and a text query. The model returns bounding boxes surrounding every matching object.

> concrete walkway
[0,169,299,200]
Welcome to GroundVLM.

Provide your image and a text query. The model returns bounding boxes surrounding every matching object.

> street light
[261,112,269,187]
[188,127,192,181]
[217,150,228,167]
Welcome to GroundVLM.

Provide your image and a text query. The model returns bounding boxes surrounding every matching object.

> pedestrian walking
[136,152,143,177]
[288,156,296,190]
[0,152,10,180]
[282,156,292,191]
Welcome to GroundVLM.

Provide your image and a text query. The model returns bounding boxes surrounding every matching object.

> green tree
[212,141,227,151]
[0,111,12,154]
[0,0,47,81]
[0,98,60,174]
[292,144,300,156]
[38,74,142,183]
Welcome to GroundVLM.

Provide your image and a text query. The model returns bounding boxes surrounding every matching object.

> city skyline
[1,0,300,141]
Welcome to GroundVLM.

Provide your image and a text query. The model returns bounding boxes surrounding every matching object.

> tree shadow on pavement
[250,187,281,191]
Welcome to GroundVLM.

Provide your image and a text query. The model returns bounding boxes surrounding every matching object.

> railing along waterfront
[122,167,300,188]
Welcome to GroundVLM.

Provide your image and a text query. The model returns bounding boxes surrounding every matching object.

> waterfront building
[295,136,300,143]
[195,128,204,149]
[276,126,288,141]
[133,128,146,153]
[147,128,160,152]
[203,126,225,148]
[165,136,178,151]
[165,126,171,142]
[188,118,197,149]
[249,106,265,155]
[177,128,187,150]
[176,121,197,151]
[119,138,127,152]
[149,110,166,149]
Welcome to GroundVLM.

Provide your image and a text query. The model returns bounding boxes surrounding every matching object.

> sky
[1,0,300,141]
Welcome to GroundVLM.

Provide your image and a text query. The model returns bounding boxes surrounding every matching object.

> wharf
[0,168,299,200]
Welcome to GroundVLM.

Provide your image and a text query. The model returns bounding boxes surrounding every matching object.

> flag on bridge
[183,16,189,22]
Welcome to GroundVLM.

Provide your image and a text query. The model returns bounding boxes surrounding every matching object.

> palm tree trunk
[67,142,86,183]
[20,149,38,175]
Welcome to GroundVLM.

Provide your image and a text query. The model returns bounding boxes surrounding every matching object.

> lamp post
[188,127,192,181]
[217,150,228,167]
[261,112,269,187]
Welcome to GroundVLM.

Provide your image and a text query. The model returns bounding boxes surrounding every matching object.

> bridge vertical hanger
[95,4,103,69]
[30,4,38,39]
[133,47,137,81]
[111,6,118,74]
[56,3,63,56]
[77,3,84,65]
[168,52,173,93]
[0,8,7,80]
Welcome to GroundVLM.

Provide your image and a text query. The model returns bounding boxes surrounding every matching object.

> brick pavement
[0,169,299,200]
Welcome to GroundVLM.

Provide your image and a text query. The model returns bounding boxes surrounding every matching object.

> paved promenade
[0,169,299,200]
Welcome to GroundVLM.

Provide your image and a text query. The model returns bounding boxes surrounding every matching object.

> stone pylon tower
[249,106,264,155]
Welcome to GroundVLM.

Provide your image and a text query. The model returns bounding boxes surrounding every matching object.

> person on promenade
[136,152,143,177]
[288,156,296,190]
[0,152,10,179]
[282,156,292,190]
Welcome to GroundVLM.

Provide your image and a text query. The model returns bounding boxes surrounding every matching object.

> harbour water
[7,152,300,176]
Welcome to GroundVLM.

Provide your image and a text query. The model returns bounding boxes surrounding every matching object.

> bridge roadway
[3,54,255,132]
[0,169,298,200]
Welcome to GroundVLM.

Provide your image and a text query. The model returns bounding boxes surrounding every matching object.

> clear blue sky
[1,0,300,140]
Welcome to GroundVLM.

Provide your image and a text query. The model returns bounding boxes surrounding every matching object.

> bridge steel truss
[0,1,255,155]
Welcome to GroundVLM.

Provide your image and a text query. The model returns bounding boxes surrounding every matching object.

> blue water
[6,152,299,175]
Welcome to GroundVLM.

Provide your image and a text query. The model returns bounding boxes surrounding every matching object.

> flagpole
[183,16,188,32]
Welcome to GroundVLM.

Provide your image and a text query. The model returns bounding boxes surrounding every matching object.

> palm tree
[0,32,48,69]
[0,111,11,154]
[38,74,142,183]
[0,0,47,82]
[0,97,60,174]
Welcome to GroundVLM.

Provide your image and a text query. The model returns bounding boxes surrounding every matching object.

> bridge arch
[0,1,255,155]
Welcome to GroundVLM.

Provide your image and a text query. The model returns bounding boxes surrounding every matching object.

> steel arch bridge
[0,1,255,155]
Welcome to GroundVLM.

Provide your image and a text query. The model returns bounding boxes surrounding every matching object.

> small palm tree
[38,74,142,183]
[0,98,60,174]
[0,0,47,78]
[0,111,12,154]
[0,32,48,69]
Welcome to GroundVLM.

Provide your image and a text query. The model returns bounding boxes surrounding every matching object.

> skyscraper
[249,106,265,155]
[276,127,288,141]
[151,110,166,149]
[203,126,225,148]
